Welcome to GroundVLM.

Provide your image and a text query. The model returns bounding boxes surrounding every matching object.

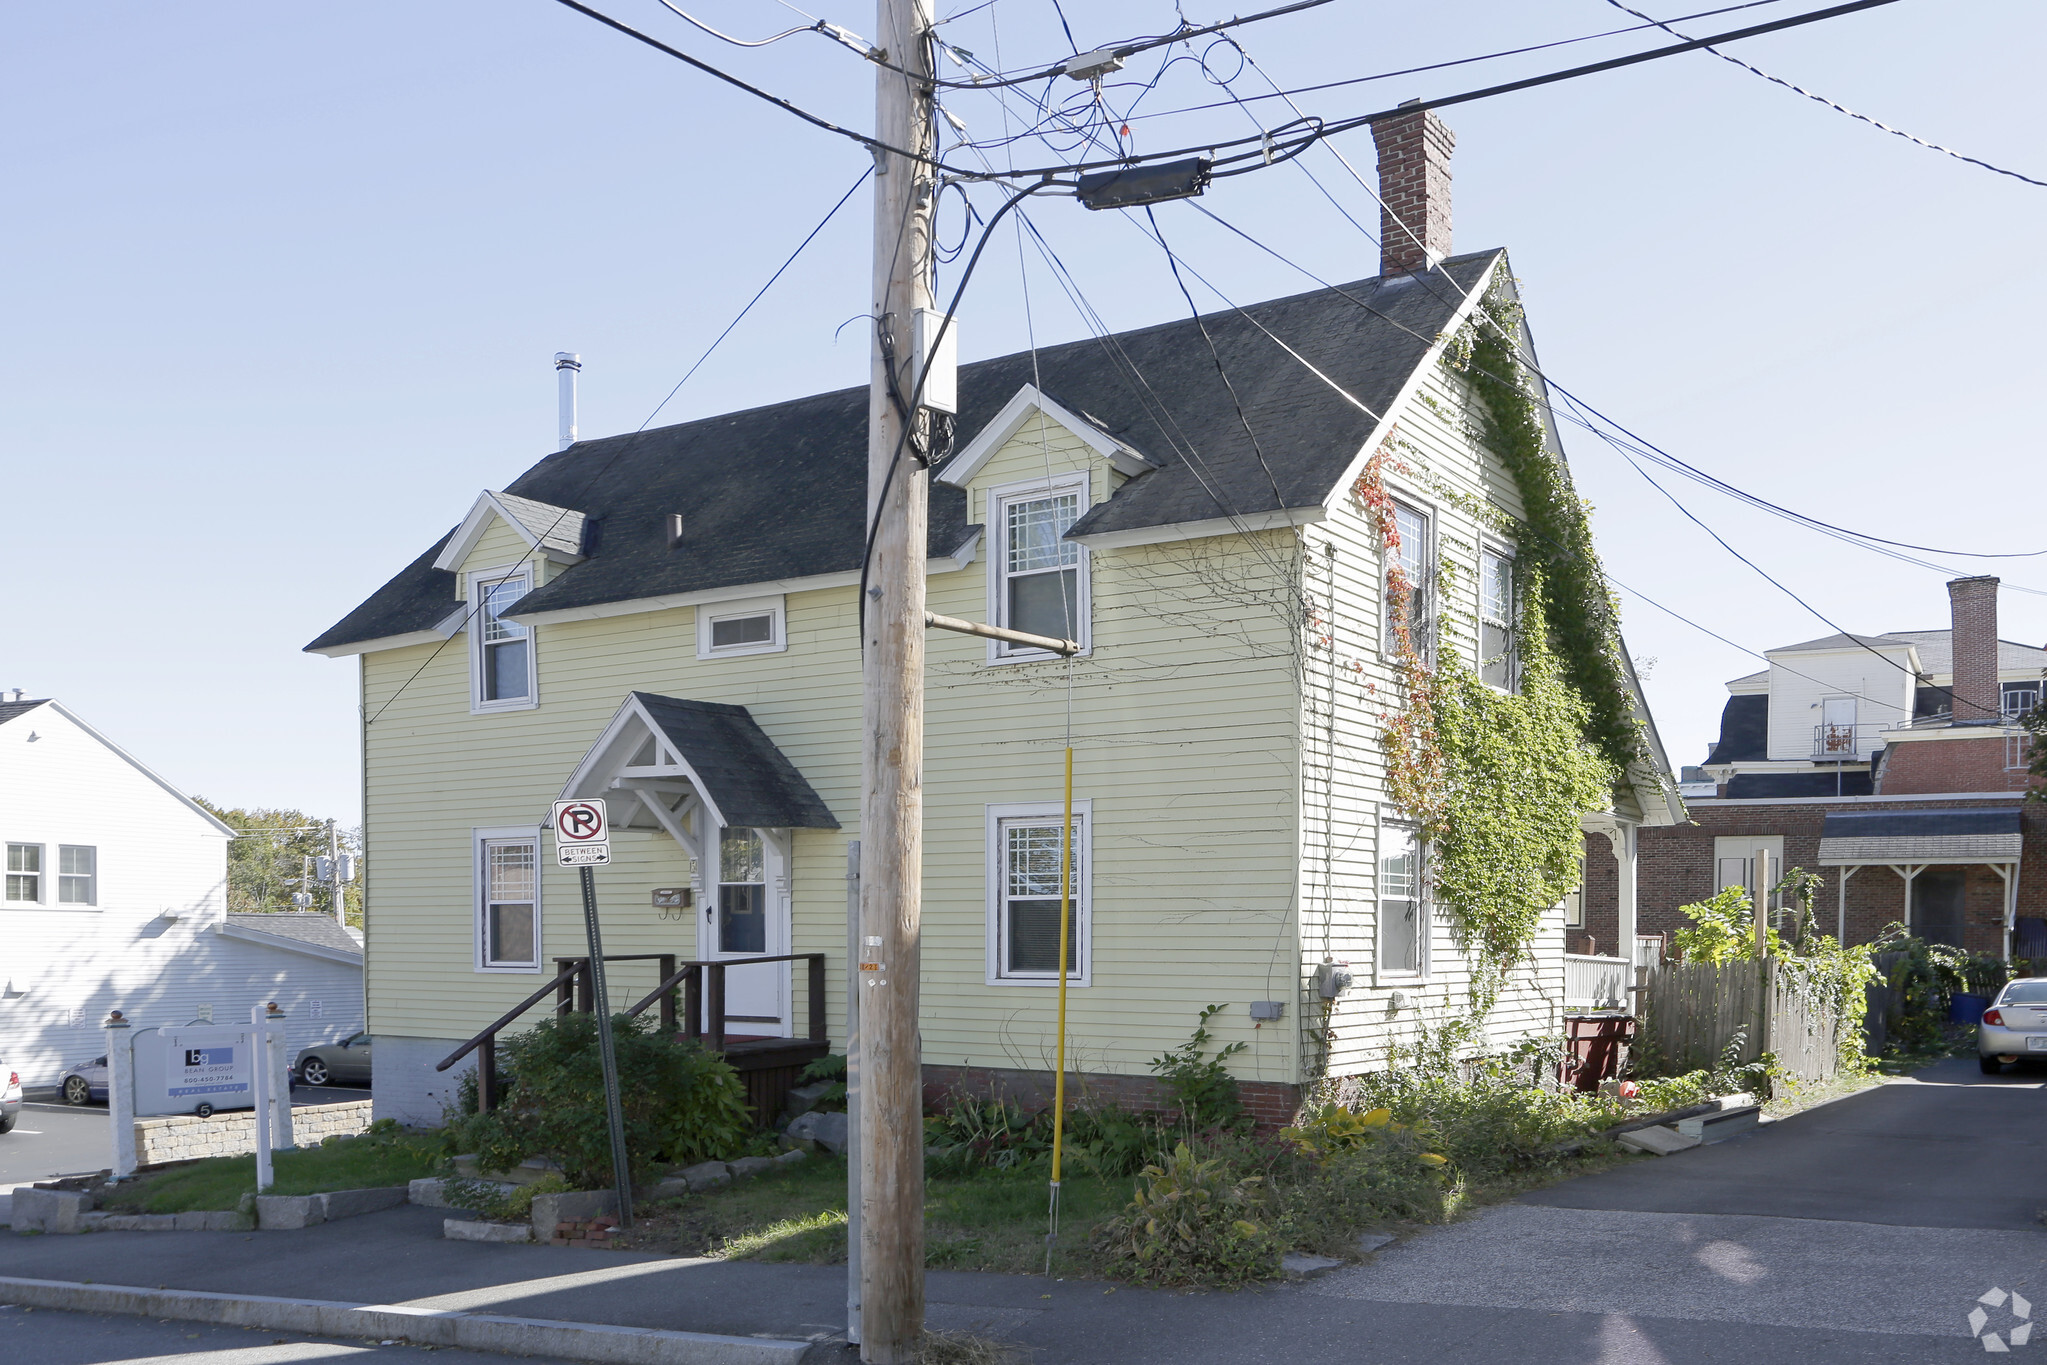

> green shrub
[924,1096,1048,1173]
[442,1173,569,1223]
[1150,1005,1249,1131]
[796,1053,848,1111]
[1092,1142,1279,1286]
[1350,1063,1619,1180]
[1060,1103,1160,1178]
[443,1012,751,1187]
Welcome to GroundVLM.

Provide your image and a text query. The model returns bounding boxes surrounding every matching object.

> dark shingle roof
[225,913,364,957]
[1723,771,1873,799]
[1820,808,2022,839]
[1705,695,1769,765]
[634,692,840,830]
[309,253,1501,651]
[0,699,51,727]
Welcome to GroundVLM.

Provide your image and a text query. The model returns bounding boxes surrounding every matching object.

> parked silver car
[1,1054,20,1133]
[292,1033,372,1088]
[1978,978,2047,1073]
[60,1055,109,1105]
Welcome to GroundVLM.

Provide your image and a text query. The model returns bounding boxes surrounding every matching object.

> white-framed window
[474,827,541,970]
[696,595,787,660]
[468,565,537,713]
[987,472,1090,660]
[1479,545,1517,691]
[984,800,1092,985]
[57,846,96,906]
[1376,824,1427,980]
[1562,853,1586,929]
[5,843,43,904]
[1382,500,1432,661]
[716,827,770,954]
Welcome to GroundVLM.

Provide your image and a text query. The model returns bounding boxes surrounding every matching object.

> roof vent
[666,513,685,549]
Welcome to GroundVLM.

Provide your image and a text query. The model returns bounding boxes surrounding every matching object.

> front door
[706,827,789,1035]
[1912,868,1966,949]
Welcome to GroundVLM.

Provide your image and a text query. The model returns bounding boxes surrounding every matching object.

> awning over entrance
[560,692,840,851]
[1815,808,2022,865]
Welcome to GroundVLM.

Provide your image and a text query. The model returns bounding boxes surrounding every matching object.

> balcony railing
[1811,722,1887,758]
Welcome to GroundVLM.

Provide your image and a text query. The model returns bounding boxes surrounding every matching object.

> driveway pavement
[2,1061,2033,1362]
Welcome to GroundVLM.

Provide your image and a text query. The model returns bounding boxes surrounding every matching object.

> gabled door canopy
[559,693,839,862]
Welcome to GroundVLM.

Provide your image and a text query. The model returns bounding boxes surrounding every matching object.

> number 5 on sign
[553,799,610,866]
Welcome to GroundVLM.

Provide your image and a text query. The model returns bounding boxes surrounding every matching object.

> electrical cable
[649,0,817,46]
[1602,0,2047,188]
[364,166,871,728]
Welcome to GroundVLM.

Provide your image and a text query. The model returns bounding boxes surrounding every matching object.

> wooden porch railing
[434,952,827,1113]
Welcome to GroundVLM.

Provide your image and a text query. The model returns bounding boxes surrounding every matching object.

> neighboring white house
[0,696,365,1088]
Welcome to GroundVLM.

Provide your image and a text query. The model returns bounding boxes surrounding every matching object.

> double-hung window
[6,844,41,903]
[991,474,1089,657]
[1377,825,1425,978]
[58,846,96,905]
[1383,501,1431,661]
[1479,547,1516,691]
[470,567,536,711]
[986,802,1091,983]
[477,830,540,969]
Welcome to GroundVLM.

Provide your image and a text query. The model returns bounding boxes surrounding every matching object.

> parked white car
[1978,978,2047,1073]
[1,1054,20,1133]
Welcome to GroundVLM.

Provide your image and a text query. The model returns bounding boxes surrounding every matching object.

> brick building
[1585,576,2044,960]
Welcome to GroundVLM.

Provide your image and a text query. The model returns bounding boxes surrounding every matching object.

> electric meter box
[131,1025,257,1117]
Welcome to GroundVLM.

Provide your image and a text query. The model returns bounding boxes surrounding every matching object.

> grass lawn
[102,1132,443,1214]
[613,1156,1128,1276]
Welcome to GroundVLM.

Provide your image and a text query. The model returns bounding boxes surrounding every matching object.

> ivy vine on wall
[1348,281,1643,1009]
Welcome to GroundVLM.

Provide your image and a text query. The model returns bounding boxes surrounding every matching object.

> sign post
[553,798,633,1229]
[251,1004,275,1191]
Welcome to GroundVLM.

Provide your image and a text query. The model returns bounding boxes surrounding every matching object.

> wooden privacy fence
[1637,958,1848,1084]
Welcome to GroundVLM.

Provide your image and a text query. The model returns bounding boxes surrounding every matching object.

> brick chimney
[1371,100,1455,276]
[1947,575,2001,723]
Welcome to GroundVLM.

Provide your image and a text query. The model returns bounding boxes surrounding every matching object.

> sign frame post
[554,799,633,1229]
[250,1003,275,1192]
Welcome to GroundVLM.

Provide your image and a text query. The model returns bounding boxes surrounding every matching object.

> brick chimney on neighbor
[1947,575,2001,724]
[1371,100,1455,276]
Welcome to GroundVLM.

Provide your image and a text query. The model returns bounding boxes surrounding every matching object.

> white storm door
[704,827,790,1035]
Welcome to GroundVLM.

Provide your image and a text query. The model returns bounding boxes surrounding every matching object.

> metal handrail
[435,952,828,1113]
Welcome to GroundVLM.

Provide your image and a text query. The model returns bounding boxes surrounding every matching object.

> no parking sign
[553,798,610,866]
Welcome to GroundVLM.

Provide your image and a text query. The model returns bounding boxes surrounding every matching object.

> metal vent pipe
[555,352,581,451]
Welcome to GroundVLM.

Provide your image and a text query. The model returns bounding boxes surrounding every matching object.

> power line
[649,0,818,47]
[1603,0,2047,188]
[363,166,871,728]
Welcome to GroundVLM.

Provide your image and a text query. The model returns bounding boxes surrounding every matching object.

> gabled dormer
[432,491,585,715]
[938,385,1157,662]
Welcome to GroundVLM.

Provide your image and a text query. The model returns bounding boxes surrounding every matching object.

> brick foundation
[1586,796,2047,955]
[921,1064,1303,1133]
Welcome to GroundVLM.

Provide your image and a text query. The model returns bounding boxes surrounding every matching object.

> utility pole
[329,819,346,927]
[859,0,937,1358]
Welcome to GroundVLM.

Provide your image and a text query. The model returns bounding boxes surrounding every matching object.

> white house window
[696,595,787,660]
[1563,853,1586,929]
[58,846,96,906]
[717,828,769,954]
[470,568,536,711]
[1479,547,1516,691]
[6,844,41,903]
[985,802,1091,983]
[990,474,1089,656]
[1378,826,1424,977]
[1383,501,1431,660]
[477,832,540,969]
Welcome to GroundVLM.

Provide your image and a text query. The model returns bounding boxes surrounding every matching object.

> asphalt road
[0,1302,572,1365]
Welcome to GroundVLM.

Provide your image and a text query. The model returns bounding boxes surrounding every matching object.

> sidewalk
[0,1200,1972,1364]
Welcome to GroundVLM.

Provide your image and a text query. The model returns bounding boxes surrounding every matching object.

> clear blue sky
[7,0,2042,823]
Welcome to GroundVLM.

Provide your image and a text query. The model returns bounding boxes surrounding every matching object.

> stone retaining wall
[135,1100,374,1165]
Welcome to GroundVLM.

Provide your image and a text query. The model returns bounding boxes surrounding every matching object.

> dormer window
[990,472,1090,659]
[470,566,538,712]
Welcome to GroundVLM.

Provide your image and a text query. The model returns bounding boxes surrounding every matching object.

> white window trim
[984,470,1093,665]
[1478,539,1519,694]
[984,799,1093,987]
[4,841,46,906]
[1372,816,1430,985]
[468,563,539,715]
[57,844,97,908]
[1380,494,1435,663]
[474,824,543,973]
[696,594,788,660]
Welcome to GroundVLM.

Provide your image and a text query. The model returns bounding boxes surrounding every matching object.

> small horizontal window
[698,596,786,659]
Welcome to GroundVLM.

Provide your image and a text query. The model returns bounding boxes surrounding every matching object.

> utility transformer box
[131,1025,256,1117]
